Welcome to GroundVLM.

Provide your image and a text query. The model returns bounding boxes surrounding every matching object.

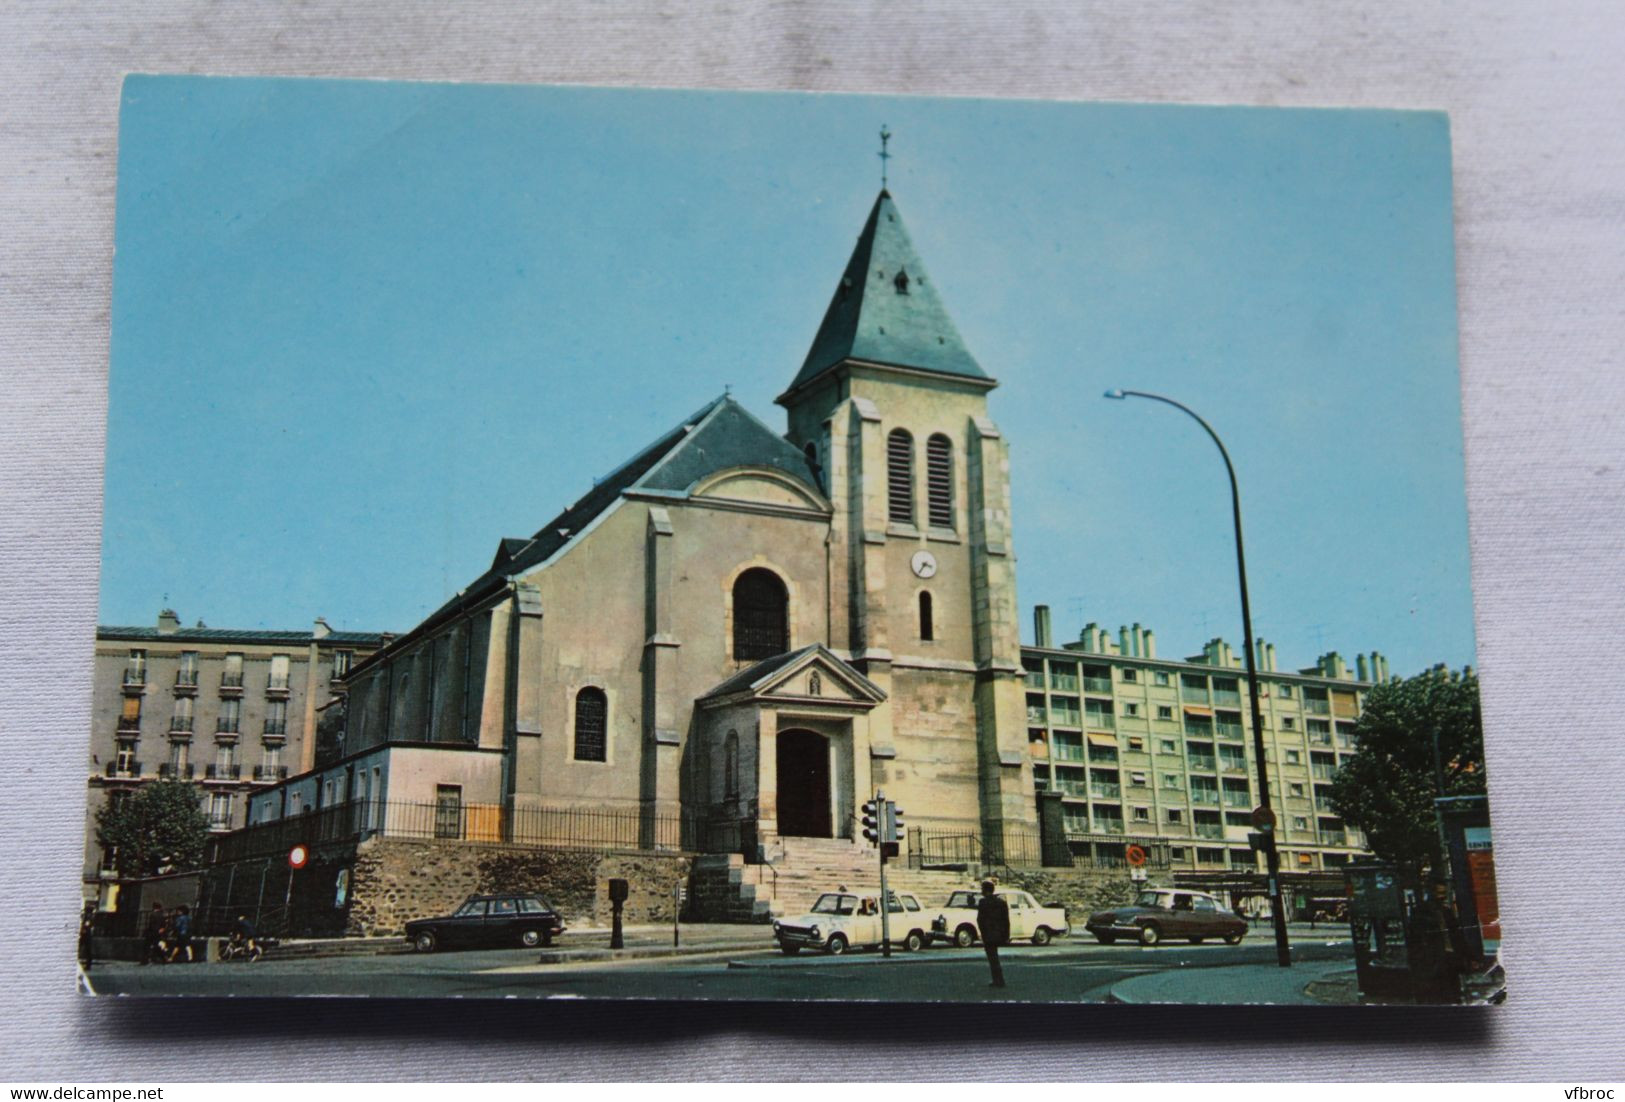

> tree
[1328,665,1485,875]
[96,779,210,877]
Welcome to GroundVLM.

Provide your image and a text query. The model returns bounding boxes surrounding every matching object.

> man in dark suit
[976,879,1010,988]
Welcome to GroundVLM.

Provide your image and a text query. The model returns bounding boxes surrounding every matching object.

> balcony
[1051,744,1086,763]
[1189,789,1220,807]
[215,718,241,736]
[1090,783,1121,800]
[1055,780,1088,798]
[169,716,193,735]
[1181,685,1208,705]
[1221,791,1251,808]
[1188,755,1217,773]
[219,673,244,695]
[1320,831,1348,847]
[1050,673,1079,692]
[121,669,146,692]
[116,716,141,733]
[1051,707,1083,728]
[105,761,142,779]
[1214,721,1244,740]
[1213,689,1242,708]
[1312,764,1338,780]
[264,720,287,737]
[265,675,291,697]
[174,669,199,690]
[159,763,195,780]
[1082,676,1113,695]
[253,765,290,782]
[1194,823,1224,840]
[1026,707,1047,725]
[1092,820,1125,835]
[1304,698,1331,715]
[1219,758,1248,775]
[1083,711,1114,731]
[206,764,241,781]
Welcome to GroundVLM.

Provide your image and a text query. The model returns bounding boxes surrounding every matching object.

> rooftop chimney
[157,609,180,634]
[1034,605,1053,649]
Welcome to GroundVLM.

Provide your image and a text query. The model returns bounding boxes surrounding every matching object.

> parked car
[404,893,566,952]
[927,888,1070,947]
[1085,888,1247,946]
[773,890,931,955]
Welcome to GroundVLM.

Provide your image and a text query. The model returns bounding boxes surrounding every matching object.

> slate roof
[435,395,823,631]
[781,190,990,401]
[98,626,386,645]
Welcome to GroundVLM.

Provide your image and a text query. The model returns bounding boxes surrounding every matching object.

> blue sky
[104,78,1473,676]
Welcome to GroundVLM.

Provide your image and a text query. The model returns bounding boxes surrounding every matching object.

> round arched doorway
[776,728,832,837]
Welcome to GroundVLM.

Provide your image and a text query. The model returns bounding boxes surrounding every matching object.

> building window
[803,441,823,491]
[115,740,138,775]
[1127,736,1145,751]
[925,433,953,529]
[1129,771,1147,786]
[124,649,147,686]
[1279,684,1294,698]
[1166,808,1184,824]
[573,687,608,762]
[1292,816,1309,830]
[177,651,198,688]
[1285,749,1301,764]
[119,694,142,732]
[1157,705,1174,720]
[332,651,353,679]
[732,568,789,661]
[1155,671,1170,686]
[1123,702,1140,717]
[217,697,241,734]
[222,652,244,688]
[1289,782,1306,798]
[264,699,288,736]
[208,792,233,830]
[268,654,290,691]
[1133,806,1151,822]
[886,428,914,525]
[1121,668,1138,683]
[170,696,193,734]
[918,591,934,641]
[1159,739,1177,754]
[724,730,739,800]
[1162,773,1181,790]
[1281,717,1296,731]
[434,784,462,839]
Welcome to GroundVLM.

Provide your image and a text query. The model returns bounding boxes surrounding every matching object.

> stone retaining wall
[345,837,691,936]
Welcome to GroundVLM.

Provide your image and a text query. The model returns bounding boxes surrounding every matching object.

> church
[247,186,1041,861]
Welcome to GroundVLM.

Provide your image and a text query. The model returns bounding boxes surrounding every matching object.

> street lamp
[1104,387,1292,968]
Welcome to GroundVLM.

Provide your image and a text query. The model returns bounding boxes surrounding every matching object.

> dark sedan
[1085,888,1247,946]
[404,894,566,952]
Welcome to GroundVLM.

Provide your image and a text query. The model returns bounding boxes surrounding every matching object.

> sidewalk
[268,922,772,963]
[1107,959,1354,1006]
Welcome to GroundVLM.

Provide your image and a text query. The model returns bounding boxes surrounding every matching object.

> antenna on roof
[878,125,892,190]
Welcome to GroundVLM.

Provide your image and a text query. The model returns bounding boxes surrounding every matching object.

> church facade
[248,190,1038,859]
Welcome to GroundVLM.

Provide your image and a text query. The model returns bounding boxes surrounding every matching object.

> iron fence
[908,825,1043,870]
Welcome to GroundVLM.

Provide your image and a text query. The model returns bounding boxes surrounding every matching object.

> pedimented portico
[692,644,886,851]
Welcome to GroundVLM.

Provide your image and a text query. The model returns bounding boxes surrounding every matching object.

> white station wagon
[773,890,931,955]
[928,888,1071,947]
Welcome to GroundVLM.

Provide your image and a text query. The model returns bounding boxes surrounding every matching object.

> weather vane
[878,125,892,190]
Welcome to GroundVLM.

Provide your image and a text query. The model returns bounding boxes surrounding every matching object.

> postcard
[81,77,1499,1005]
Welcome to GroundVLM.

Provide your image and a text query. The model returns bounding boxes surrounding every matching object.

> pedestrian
[142,902,167,965]
[975,879,1010,989]
[77,902,96,971]
[168,904,194,963]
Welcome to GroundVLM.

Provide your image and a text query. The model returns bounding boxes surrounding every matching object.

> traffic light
[882,802,904,858]
[861,800,879,845]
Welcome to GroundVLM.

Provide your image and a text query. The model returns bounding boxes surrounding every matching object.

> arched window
[926,433,954,529]
[733,568,788,661]
[573,687,607,762]
[803,441,823,492]
[919,591,934,641]
[724,730,740,800]
[887,429,914,525]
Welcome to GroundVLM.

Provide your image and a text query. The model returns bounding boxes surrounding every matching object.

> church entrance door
[776,729,832,838]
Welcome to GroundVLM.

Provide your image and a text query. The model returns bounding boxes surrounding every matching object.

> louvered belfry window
[573,687,608,762]
[733,568,789,661]
[887,429,914,525]
[926,433,953,529]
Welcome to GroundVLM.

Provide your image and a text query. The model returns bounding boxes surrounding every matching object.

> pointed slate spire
[780,191,990,402]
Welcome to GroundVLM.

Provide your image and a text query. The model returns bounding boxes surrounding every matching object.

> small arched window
[926,434,954,529]
[573,687,607,762]
[724,730,740,799]
[919,591,934,641]
[733,568,789,661]
[887,429,914,525]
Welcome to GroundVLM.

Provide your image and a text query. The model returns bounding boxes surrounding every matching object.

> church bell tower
[777,187,1037,855]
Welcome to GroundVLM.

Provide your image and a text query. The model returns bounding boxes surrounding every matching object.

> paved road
[86,928,1354,1002]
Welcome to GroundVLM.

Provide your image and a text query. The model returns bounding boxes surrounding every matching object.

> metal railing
[122,669,146,687]
[169,716,194,734]
[1090,783,1121,799]
[1194,823,1225,840]
[253,765,289,781]
[1188,755,1217,772]
[264,720,287,736]
[206,764,241,780]
[1215,721,1244,740]
[1304,698,1330,715]
[175,670,199,688]
[909,825,1043,871]
[1082,676,1112,694]
[266,675,290,691]
[105,761,142,778]
[159,763,195,779]
[220,673,244,689]
[215,719,240,734]
[1084,711,1114,730]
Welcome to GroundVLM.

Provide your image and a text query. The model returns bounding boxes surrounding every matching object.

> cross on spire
[878,125,892,190]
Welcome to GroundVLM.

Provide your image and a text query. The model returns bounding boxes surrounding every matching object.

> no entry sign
[288,844,309,870]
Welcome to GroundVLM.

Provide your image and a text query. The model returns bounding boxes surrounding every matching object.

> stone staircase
[688,837,984,923]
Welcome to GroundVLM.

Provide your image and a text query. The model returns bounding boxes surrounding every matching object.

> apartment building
[85,609,385,898]
[1021,608,1391,876]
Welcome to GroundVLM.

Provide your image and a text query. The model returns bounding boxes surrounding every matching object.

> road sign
[288,843,309,870]
[1250,806,1277,831]
[1124,844,1148,868]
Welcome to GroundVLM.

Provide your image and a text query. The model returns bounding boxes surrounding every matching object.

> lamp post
[1104,388,1292,967]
